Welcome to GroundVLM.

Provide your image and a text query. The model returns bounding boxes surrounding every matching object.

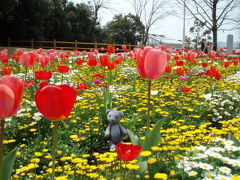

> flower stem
[51,121,58,180]
[25,67,28,81]
[147,80,151,130]
[0,119,5,179]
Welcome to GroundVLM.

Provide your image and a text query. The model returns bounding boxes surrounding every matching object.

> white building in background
[147,34,182,49]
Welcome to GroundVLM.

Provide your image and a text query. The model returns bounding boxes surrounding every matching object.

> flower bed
[0,47,240,179]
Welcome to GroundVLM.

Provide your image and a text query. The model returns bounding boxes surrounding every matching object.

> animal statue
[105,110,128,149]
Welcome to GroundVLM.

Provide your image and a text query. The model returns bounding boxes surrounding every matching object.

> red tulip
[2,67,11,75]
[136,47,167,80]
[76,59,85,65]
[0,50,8,60]
[20,52,38,67]
[57,65,70,73]
[224,61,231,68]
[181,88,191,93]
[116,143,142,161]
[0,75,24,118]
[77,83,89,90]
[24,80,35,88]
[99,55,109,67]
[176,68,185,76]
[201,62,208,68]
[35,84,77,121]
[175,60,184,66]
[165,65,172,73]
[107,46,115,54]
[35,71,52,81]
[208,51,217,60]
[233,59,239,66]
[107,61,116,70]
[219,47,224,51]
[87,59,98,67]
[15,49,24,56]
[92,73,104,79]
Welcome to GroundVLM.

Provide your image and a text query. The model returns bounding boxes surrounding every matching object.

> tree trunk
[212,0,217,51]
[143,27,149,46]
[212,27,217,51]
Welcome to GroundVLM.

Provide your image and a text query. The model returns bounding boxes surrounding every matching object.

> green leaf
[127,129,141,145]
[142,119,163,151]
[2,148,18,180]
[229,134,240,146]
[136,160,147,174]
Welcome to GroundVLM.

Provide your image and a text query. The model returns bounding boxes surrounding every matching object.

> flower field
[0,46,240,180]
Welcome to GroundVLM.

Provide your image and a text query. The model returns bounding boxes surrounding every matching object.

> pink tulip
[0,75,24,118]
[20,52,38,67]
[15,49,24,56]
[0,50,8,60]
[38,54,50,67]
[136,47,167,80]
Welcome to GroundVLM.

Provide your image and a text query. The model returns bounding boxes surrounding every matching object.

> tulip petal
[144,49,167,80]
[0,75,24,116]
[0,85,14,118]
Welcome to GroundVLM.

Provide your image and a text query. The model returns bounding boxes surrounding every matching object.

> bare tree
[131,0,169,45]
[176,0,240,50]
[90,0,113,22]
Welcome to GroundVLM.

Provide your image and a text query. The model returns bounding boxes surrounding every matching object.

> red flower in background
[92,73,105,79]
[224,61,231,68]
[176,68,185,76]
[77,83,89,90]
[233,59,239,66]
[181,88,191,93]
[2,67,12,75]
[24,81,35,88]
[76,58,85,65]
[99,55,109,67]
[57,65,70,73]
[0,49,8,61]
[201,62,208,68]
[15,49,24,56]
[35,71,52,81]
[114,58,121,65]
[107,46,115,54]
[165,65,172,73]
[116,143,142,162]
[175,60,184,66]
[35,84,77,121]
[107,61,116,70]
[87,58,98,67]
[0,75,24,118]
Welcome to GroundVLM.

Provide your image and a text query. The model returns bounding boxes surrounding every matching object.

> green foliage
[3,148,17,180]
[0,0,106,44]
[105,13,145,44]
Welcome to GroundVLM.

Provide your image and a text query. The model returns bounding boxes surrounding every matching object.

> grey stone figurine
[105,110,128,149]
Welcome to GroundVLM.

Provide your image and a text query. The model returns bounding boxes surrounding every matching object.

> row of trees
[0,0,239,49]
[0,0,145,45]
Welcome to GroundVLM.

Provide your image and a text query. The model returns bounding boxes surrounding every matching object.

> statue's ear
[106,110,111,115]
[118,111,124,117]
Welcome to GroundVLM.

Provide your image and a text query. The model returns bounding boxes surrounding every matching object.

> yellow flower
[34,152,42,157]
[154,173,168,180]
[55,176,68,180]
[140,151,152,157]
[232,176,240,180]
[82,154,90,158]
[147,158,157,164]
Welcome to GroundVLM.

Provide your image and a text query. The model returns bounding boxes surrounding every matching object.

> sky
[71,0,239,43]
